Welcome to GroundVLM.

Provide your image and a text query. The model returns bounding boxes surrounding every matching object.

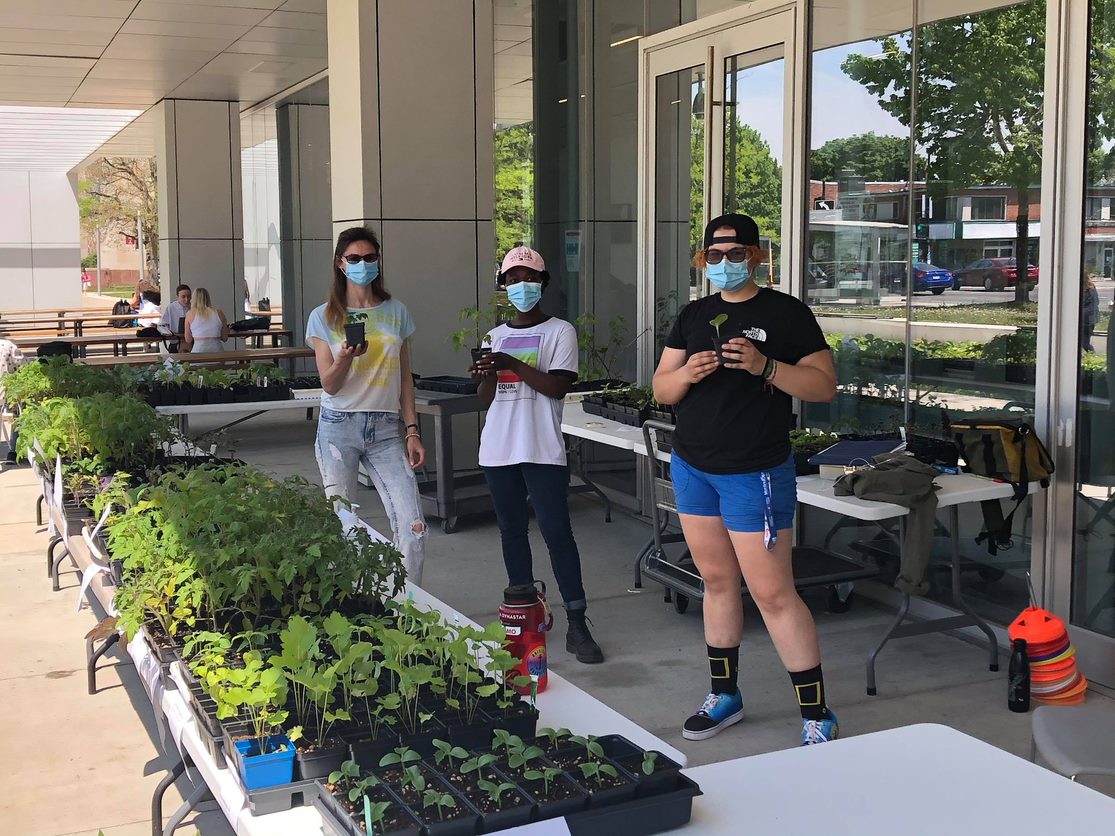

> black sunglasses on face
[342,253,380,264]
[704,247,754,264]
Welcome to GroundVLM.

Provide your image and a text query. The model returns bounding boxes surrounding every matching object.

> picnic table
[0,312,141,336]
[9,329,294,357]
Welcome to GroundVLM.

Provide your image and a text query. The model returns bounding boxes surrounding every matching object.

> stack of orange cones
[1008,606,1088,705]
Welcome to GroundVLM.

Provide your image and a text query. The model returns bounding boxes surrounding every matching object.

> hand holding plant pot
[719,337,767,375]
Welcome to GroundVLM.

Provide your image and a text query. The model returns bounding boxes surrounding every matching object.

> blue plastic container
[233,734,296,790]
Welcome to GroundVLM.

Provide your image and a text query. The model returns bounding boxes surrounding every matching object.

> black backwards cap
[703,213,761,248]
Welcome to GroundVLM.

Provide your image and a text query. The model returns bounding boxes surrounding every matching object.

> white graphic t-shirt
[305,299,415,413]
[479,317,578,467]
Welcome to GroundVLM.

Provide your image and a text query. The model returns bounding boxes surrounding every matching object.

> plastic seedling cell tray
[295,741,349,781]
[247,778,319,816]
[565,772,703,836]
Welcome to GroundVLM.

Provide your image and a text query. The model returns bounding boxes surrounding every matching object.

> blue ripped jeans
[315,408,427,584]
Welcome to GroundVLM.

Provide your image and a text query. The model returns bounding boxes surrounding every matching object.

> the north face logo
[741,327,768,341]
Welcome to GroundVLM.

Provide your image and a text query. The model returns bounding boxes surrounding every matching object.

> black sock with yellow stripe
[789,664,829,721]
[707,644,739,695]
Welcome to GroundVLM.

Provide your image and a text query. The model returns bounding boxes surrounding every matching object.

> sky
[720,41,908,165]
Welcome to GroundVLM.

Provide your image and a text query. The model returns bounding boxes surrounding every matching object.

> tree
[79,157,159,280]
[810,133,922,182]
[842,2,1044,305]
[691,118,782,257]
[494,123,534,257]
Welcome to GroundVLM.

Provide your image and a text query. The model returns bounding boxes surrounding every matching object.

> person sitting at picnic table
[183,287,229,354]
[133,289,161,328]
[158,285,191,335]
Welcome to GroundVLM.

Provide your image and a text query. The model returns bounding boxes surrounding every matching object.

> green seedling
[523,766,564,796]
[327,758,360,786]
[364,796,391,835]
[461,753,498,781]
[477,780,518,809]
[401,764,426,794]
[537,727,571,749]
[642,751,660,775]
[710,313,729,338]
[492,729,524,754]
[507,744,545,771]
[432,739,469,770]
[422,789,457,821]
[378,746,421,769]
[578,760,619,788]
[569,734,605,762]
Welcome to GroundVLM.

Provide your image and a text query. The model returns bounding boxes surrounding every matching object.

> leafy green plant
[379,746,422,769]
[1,356,130,408]
[537,727,572,750]
[401,764,426,794]
[578,760,619,788]
[507,743,545,771]
[477,780,518,809]
[569,735,605,763]
[709,313,729,338]
[364,798,392,832]
[422,789,457,821]
[523,766,564,796]
[202,650,288,753]
[461,753,499,782]
[432,739,469,770]
[448,294,516,352]
[492,729,524,754]
[574,311,631,381]
[642,751,660,776]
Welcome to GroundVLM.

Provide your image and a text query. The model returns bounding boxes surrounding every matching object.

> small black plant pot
[296,741,349,781]
[614,753,682,798]
[213,387,234,404]
[712,335,737,366]
[188,385,206,405]
[525,772,590,820]
[445,713,494,751]
[581,395,606,418]
[343,726,399,770]
[474,793,534,833]
[570,378,631,393]
[646,406,674,425]
[397,716,447,759]
[470,347,490,365]
[482,701,539,740]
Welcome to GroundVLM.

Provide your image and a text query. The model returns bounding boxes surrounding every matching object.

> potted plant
[709,313,734,364]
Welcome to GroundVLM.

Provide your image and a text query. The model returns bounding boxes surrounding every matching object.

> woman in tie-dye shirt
[306,226,428,584]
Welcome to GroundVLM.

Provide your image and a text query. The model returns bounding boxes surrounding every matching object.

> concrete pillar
[325,0,495,378]
[154,99,244,319]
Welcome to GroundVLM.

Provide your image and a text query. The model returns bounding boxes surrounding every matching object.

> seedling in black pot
[344,321,367,350]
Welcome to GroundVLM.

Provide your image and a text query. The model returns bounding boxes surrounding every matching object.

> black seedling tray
[416,375,480,395]
[565,773,702,836]
[248,779,319,816]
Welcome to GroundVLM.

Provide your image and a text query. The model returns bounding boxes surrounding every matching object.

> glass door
[636,3,803,378]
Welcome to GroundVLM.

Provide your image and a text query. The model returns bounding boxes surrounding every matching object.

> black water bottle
[1008,638,1030,713]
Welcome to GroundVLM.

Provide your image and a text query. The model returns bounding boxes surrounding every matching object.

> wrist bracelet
[405,432,421,441]
[405,423,419,431]
[762,357,775,379]
[768,360,778,383]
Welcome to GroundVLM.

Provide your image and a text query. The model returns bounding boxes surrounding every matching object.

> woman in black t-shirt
[652,213,839,746]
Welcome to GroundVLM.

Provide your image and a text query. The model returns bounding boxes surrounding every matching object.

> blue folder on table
[808,439,906,469]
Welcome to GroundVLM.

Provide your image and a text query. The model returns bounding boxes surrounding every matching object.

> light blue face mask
[344,259,379,286]
[706,259,750,291]
[507,280,543,312]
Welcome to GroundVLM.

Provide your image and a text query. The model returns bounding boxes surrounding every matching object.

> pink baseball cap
[500,246,545,274]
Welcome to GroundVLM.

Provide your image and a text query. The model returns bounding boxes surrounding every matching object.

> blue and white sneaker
[682,690,744,741]
[801,711,839,745]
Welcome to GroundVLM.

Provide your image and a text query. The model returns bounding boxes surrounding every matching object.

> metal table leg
[86,630,120,695]
[51,542,72,591]
[36,494,44,527]
[161,779,213,836]
[151,759,186,836]
[866,593,911,696]
[432,411,456,531]
[46,533,61,575]
[948,504,999,672]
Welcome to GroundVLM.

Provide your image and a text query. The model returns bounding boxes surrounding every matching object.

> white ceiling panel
[131,0,272,26]
[0,0,135,17]
[280,0,326,12]
[0,41,102,59]
[259,9,326,30]
[87,58,210,83]
[0,105,141,170]
[120,18,258,41]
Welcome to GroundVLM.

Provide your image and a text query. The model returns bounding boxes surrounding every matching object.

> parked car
[952,257,1039,291]
[883,262,955,295]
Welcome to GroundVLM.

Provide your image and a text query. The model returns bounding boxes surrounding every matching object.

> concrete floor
[4,408,1114,835]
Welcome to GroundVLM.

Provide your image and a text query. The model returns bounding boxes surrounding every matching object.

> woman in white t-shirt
[470,246,604,664]
[306,226,428,583]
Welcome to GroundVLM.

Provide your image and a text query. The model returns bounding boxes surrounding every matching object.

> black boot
[566,609,604,664]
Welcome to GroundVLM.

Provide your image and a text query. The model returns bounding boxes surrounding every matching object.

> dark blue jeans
[483,463,587,610]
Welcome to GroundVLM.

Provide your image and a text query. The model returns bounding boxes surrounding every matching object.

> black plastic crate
[565,773,702,836]
[248,779,319,816]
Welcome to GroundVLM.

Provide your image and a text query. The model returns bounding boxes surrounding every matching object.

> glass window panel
[1073,0,1115,638]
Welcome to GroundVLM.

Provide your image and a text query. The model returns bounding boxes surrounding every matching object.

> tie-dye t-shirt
[305,300,415,413]
[478,317,578,467]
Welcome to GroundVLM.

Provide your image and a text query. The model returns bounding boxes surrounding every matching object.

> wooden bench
[9,329,294,357]
[79,346,313,373]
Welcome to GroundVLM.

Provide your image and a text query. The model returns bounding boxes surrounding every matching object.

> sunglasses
[704,247,755,264]
[342,253,380,264]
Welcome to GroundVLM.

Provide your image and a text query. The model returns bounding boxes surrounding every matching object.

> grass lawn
[99,284,136,299]
[814,302,1044,327]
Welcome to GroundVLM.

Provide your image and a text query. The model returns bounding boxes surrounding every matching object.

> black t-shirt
[665,288,829,474]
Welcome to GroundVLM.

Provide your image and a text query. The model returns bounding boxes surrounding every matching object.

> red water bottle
[500,581,554,694]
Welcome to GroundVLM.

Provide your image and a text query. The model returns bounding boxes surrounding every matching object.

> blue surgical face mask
[706,259,750,292]
[344,259,379,286]
[506,280,543,312]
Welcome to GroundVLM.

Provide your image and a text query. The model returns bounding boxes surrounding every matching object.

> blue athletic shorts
[670,453,797,533]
